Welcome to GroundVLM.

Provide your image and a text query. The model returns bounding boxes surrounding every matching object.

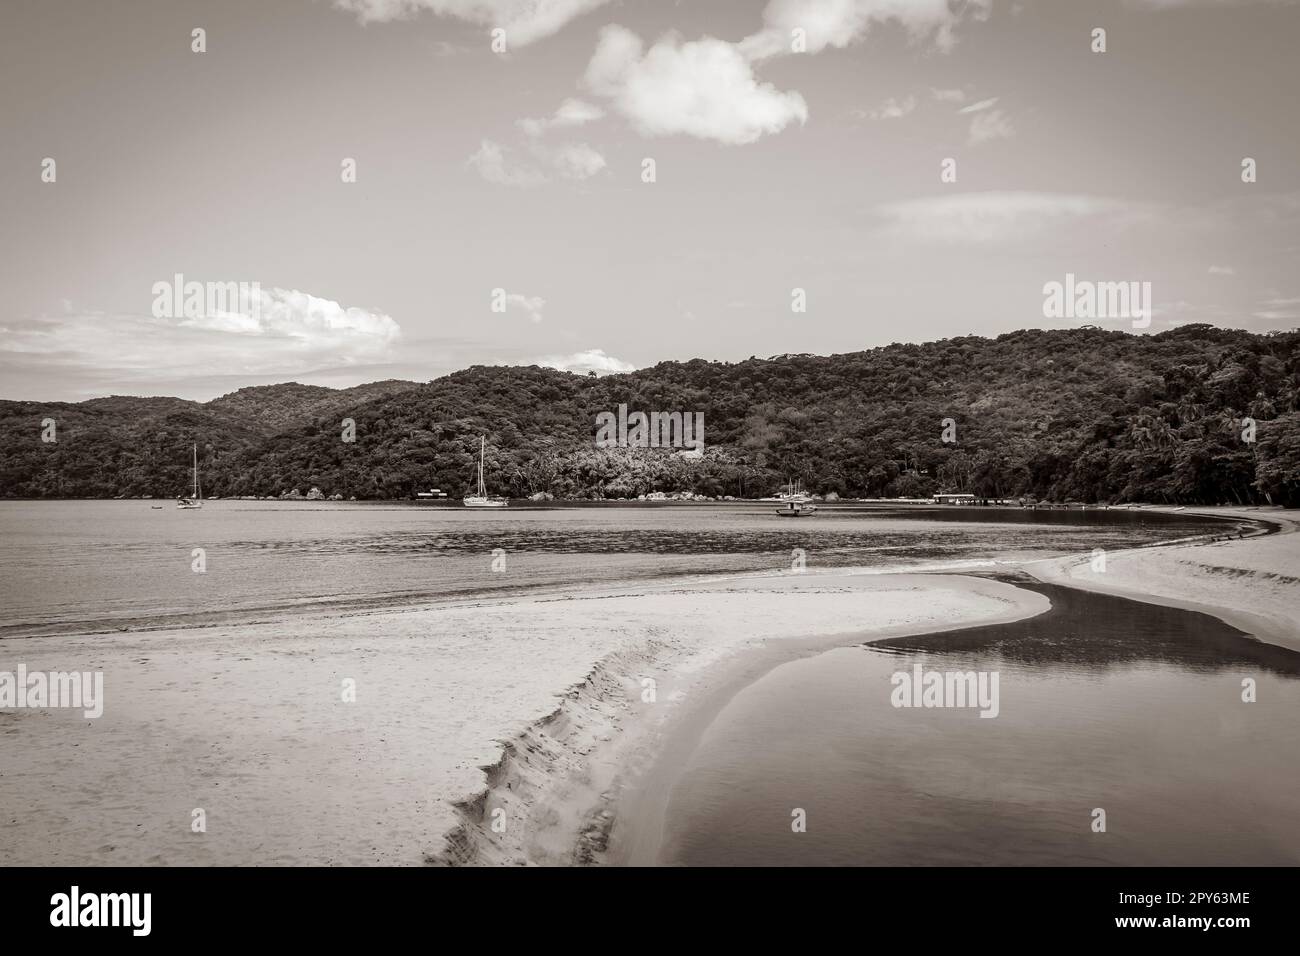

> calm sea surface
[0,500,1231,637]
[657,581,1300,866]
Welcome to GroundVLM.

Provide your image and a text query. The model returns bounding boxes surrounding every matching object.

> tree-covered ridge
[206,379,421,432]
[2,325,1297,505]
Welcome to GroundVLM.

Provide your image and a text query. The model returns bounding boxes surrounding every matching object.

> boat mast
[478,436,486,497]
[192,443,199,499]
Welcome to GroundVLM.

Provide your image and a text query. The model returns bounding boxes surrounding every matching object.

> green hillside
[2,325,1297,505]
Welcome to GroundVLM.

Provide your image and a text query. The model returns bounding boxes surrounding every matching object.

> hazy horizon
[2,322,1285,405]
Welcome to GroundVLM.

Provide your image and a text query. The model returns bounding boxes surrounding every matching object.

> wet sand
[0,570,1046,866]
[1027,506,1299,652]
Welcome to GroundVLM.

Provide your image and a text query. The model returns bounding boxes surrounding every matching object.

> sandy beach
[1027,506,1300,653]
[0,570,1046,867]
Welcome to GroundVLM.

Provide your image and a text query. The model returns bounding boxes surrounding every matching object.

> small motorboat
[775,500,817,517]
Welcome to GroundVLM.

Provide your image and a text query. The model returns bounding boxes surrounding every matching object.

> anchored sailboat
[463,436,508,508]
[761,478,813,503]
[177,443,203,510]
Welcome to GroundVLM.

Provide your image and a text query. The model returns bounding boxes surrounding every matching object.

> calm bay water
[0,500,1229,637]
[657,581,1300,866]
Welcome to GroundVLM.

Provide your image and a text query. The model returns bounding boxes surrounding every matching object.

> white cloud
[1207,265,1236,275]
[580,2,989,146]
[546,142,607,180]
[501,293,545,323]
[333,0,611,47]
[865,95,917,120]
[872,191,1137,243]
[242,288,399,345]
[518,98,605,137]
[931,87,967,103]
[957,96,998,114]
[532,348,635,375]
[0,289,401,387]
[968,108,1014,144]
[469,137,606,185]
[467,139,546,186]
[507,101,608,182]
[744,0,992,59]
[584,25,808,145]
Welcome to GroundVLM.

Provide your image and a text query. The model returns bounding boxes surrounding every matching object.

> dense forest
[2,325,1298,506]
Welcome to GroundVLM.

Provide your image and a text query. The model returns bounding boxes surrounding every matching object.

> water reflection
[870,578,1300,677]
[658,581,1300,866]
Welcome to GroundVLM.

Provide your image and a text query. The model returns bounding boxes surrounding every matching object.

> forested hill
[2,325,1298,505]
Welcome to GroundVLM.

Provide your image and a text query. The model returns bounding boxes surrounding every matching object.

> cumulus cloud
[743,0,992,59]
[333,0,611,47]
[583,25,808,145]
[467,139,546,186]
[532,348,635,374]
[577,2,989,145]
[0,288,401,391]
[968,108,1014,144]
[872,191,1139,243]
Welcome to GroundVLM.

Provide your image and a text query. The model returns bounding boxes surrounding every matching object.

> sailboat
[761,478,813,503]
[177,443,203,509]
[463,436,508,508]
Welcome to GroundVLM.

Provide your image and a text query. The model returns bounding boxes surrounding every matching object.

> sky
[1,0,1297,401]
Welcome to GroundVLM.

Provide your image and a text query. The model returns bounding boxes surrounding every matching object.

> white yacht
[177,443,203,509]
[463,436,508,507]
